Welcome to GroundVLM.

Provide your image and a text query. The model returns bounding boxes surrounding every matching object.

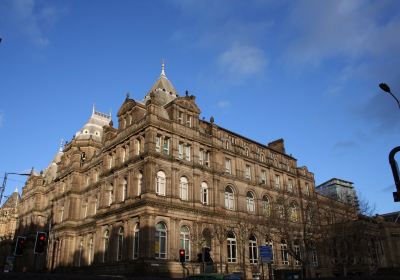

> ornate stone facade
[4,66,399,278]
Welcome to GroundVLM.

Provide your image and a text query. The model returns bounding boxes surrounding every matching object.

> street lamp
[379,83,400,108]
[0,171,31,205]
[378,83,400,202]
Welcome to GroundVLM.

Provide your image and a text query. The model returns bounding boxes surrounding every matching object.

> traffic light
[179,249,185,263]
[34,231,47,254]
[14,236,26,256]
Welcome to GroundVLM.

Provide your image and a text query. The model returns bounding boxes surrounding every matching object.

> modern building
[1,65,398,279]
[316,178,359,209]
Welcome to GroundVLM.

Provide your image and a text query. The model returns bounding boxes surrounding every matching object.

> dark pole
[0,172,31,205]
[379,83,400,202]
[389,147,400,202]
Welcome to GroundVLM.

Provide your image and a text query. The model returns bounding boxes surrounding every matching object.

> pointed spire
[160,59,167,79]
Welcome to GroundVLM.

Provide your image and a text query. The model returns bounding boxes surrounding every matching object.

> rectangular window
[305,183,310,195]
[155,135,161,153]
[225,158,232,174]
[261,170,267,185]
[275,175,281,189]
[281,242,289,265]
[288,179,293,192]
[204,151,210,167]
[199,148,204,165]
[163,138,170,155]
[178,143,183,159]
[312,249,318,266]
[185,145,191,161]
[245,165,251,179]
[178,111,183,124]
[186,115,192,127]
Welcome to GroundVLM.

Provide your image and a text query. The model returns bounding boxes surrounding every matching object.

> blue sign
[259,245,273,263]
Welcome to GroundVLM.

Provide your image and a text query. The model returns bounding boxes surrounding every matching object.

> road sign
[259,245,273,263]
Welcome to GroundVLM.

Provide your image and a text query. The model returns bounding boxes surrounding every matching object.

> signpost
[259,245,273,280]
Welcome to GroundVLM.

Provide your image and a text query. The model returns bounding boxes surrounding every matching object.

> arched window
[88,237,94,265]
[117,227,124,261]
[109,153,115,169]
[227,232,237,263]
[156,171,166,196]
[155,222,167,259]
[121,147,126,163]
[135,139,141,155]
[224,186,235,210]
[103,229,109,262]
[137,171,143,196]
[265,238,274,263]
[180,177,189,201]
[201,182,209,205]
[262,196,271,216]
[290,203,299,222]
[245,147,249,157]
[122,178,128,202]
[133,223,140,259]
[180,226,190,261]
[246,191,255,213]
[249,234,258,264]
[260,153,265,162]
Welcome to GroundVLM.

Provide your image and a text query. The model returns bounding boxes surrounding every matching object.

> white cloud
[282,0,400,67]
[217,101,230,109]
[218,43,267,83]
[1,0,64,47]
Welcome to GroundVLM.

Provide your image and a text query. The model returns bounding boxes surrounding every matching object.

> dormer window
[186,115,192,127]
[178,111,184,124]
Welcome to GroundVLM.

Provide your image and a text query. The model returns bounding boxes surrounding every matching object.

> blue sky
[1,0,399,214]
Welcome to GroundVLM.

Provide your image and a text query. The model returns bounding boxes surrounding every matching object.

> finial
[92,104,96,115]
[126,92,130,100]
[14,186,18,193]
[161,59,166,78]
[185,90,189,97]
[210,116,214,124]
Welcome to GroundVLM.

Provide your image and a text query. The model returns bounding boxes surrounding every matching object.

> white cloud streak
[1,0,63,47]
[218,43,267,83]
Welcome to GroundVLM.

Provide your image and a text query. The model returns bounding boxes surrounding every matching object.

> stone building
[0,187,20,267]
[6,65,399,279]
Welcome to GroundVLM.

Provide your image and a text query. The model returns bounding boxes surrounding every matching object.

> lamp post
[378,83,400,202]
